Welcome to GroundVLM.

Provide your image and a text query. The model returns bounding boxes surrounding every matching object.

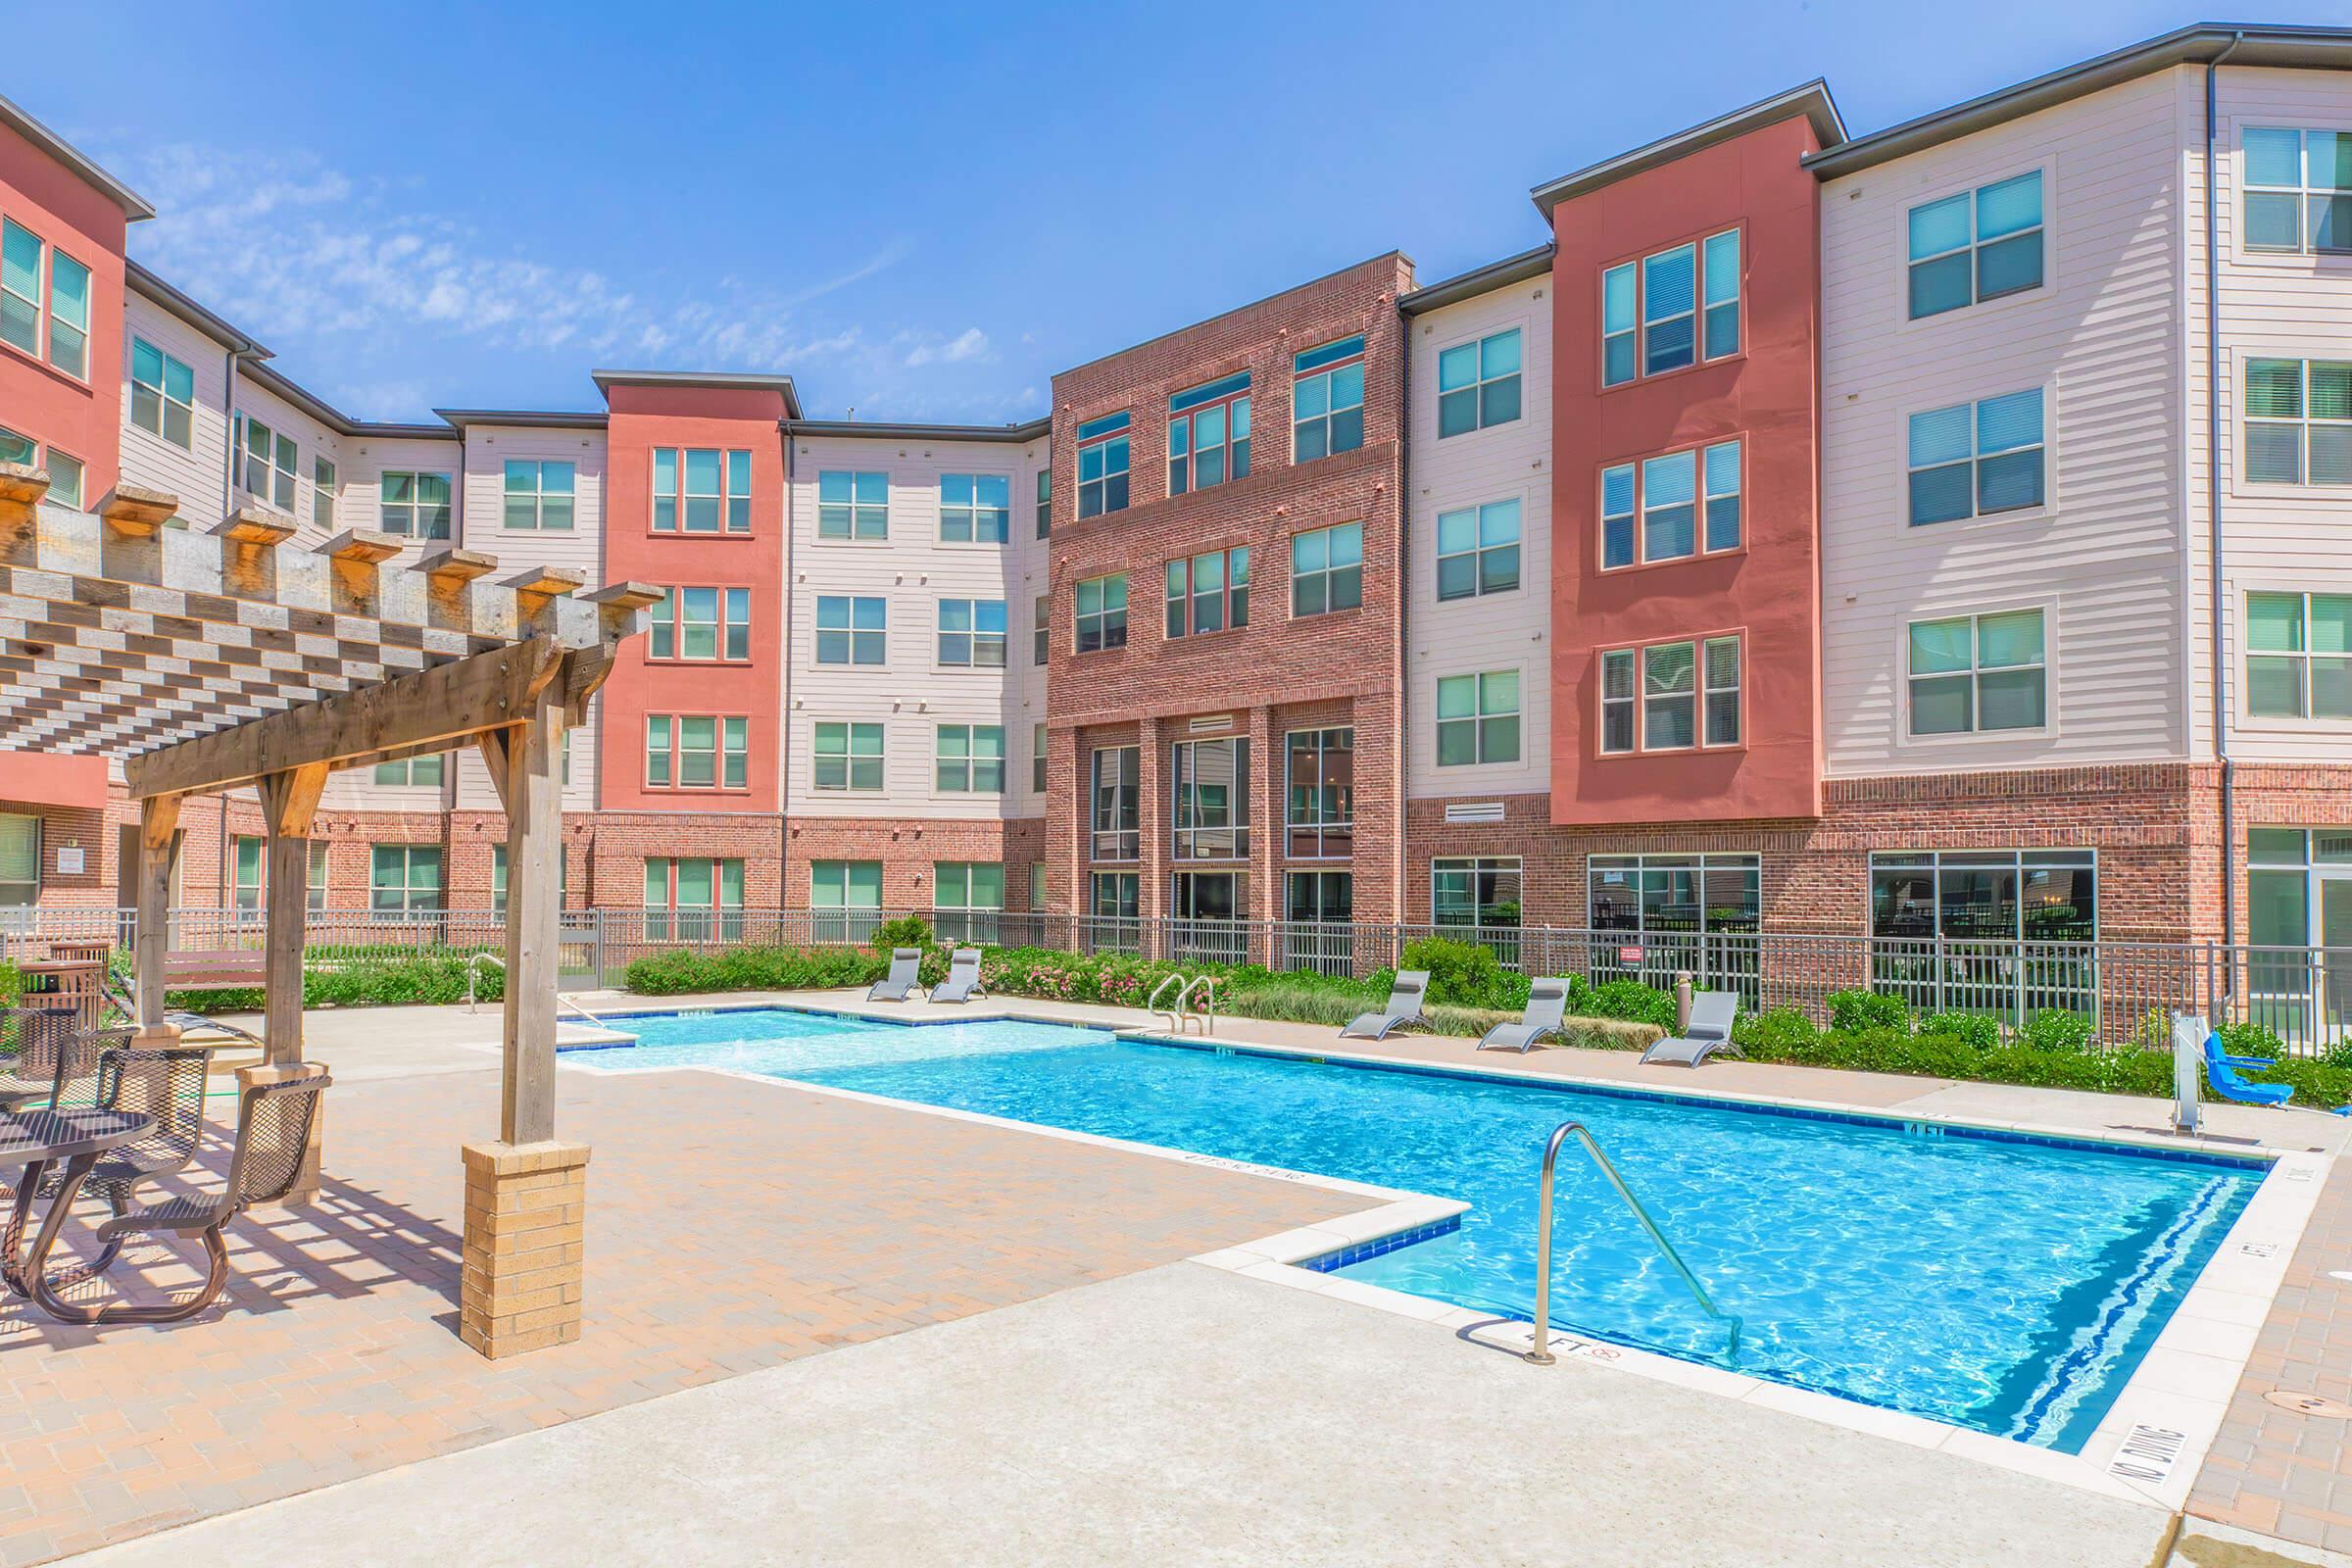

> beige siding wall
[1820,67,2192,777]
[228,376,345,546]
[2198,67,2352,766]
[784,431,1049,823]
[1404,277,1553,800]
[117,294,230,523]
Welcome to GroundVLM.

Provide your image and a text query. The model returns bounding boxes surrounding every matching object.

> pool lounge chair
[2198,1028,2294,1106]
[868,949,924,1003]
[1476,979,1573,1054]
[930,949,987,1004]
[1340,971,1432,1041]
[1641,992,1741,1067]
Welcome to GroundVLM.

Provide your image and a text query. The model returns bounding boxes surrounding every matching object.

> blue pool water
[594,1008,2265,1450]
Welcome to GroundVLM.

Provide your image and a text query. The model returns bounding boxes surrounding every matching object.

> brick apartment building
[5,23,2352,984]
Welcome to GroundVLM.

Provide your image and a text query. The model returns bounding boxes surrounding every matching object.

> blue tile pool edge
[1136,1033,2277,1175]
[573,1002,2276,1174]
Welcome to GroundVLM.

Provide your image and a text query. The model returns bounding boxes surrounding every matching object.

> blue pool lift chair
[2198,1029,2294,1106]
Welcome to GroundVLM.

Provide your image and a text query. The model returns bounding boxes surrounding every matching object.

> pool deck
[26,993,2352,1567]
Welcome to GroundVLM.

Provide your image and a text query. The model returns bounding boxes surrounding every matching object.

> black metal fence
[3,906,2346,1057]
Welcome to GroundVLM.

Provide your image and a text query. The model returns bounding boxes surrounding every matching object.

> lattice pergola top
[0,465,659,770]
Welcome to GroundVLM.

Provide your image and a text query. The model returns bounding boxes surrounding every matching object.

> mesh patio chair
[29,1068,330,1326]
[47,1026,133,1111]
[33,1047,214,1286]
[0,1006,76,1111]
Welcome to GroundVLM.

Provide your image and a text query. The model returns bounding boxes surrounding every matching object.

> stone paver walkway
[0,1066,1358,1566]
[2188,1155,2352,1555]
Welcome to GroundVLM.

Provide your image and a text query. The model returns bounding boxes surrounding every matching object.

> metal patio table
[0,1109,153,1311]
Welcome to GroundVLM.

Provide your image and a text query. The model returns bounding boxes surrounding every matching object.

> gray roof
[0,90,155,220]
[1398,243,1556,317]
[785,417,1050,444]
[125,261,269,357]
[434,408,609,431]
[590,368,805,418]
[1806,23,2352,177]
[1530,81,1844,218]
[243,361,454,442]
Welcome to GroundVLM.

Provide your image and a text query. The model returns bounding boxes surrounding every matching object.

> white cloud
[99,141,1004,416]
[904,327,989,367]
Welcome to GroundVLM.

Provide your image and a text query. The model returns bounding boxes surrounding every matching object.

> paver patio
[0,1062,1359,1566]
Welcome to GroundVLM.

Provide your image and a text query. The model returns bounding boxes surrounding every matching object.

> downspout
[222,347,240,510]
[1395,283,1412,926]
[2207,32,2243,961]
[776,418,793,916]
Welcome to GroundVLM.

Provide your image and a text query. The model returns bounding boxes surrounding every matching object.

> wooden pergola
[0,464,658,1356]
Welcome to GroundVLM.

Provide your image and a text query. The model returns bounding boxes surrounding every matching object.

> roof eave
[124,262,269,357]
[0,91,156,220]
[1529,81,1845,219]
[1804,24,2352,178]
[590,368,804,418]
[434,409,609,431]
[783,417,1051,444]
[1398,243,1557,317]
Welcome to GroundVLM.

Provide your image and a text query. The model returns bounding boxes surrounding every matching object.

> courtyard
[1,995,2350,1566]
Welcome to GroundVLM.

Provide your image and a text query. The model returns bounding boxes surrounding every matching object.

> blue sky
[13,2,2260,421]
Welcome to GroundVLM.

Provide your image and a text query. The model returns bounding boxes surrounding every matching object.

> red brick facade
[1042,255,1414,926]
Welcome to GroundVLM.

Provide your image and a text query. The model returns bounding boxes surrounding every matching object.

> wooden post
[257,764,328,1067]
[501,686,565,1146]
[132,796,180,1032]
[462,676,589,1359]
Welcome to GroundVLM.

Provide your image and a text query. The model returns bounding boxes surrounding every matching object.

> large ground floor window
[1867,849,2096,1019]
[1432,858,1520,929]
[1868,850,2095,943]
[2249,828,2352,1039]
[0,813,35,908]
[809,860,880,943]
[1283,870,1353,976]
[933,860,1004,946]
[647,858,744,941]
[370,846,443,916]
[1086,870,1141,956]
[1172,870,1248,963]
[1588,853,1760,997]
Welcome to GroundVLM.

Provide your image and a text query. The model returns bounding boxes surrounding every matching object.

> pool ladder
[1525,1119,1742,1366]
[1146,973,1219,1036]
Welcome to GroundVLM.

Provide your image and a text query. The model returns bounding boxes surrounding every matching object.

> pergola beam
[123,637,565,800]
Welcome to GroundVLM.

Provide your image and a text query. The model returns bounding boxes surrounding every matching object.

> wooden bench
[162,950,269,990]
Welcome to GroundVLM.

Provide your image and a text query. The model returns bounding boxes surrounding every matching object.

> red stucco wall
[1549,114,1824,827]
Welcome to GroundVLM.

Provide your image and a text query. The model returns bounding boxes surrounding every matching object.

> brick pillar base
[460,1140,589,1359]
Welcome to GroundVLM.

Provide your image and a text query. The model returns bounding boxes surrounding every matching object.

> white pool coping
[478,1002,2331,1513]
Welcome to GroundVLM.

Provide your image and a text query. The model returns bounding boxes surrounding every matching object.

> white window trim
[808,717,887,794]
[1893,595,2061,748]
[126,336,198,453]
[1429,315,1533,441]
[1422,483,1532,611]
[1595,633,1745,757]
[932,597,1009,673]
[2238,583,2352,733]
[2232,121,2352,267]
[2228,347,2352,501]
[1432,664,1525,770]
[936,471,1014,548]
[1888,380,2058,533]
[1894,155,2059,336]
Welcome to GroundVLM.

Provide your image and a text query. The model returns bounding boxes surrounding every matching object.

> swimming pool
[591,1007,2266,1451]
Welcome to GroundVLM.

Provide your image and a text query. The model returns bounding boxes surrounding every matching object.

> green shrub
[1398,936,1512,1008]
[869,915,937,955]
[1575,978,1678,1031]
[1918,1010,2001,1050]
[1828,990,1911,1034]
[0,959,19,1005]
[1732,1006,1821,1055]
[2018,1008,2095,1054]
[2216,1020,2286,1060]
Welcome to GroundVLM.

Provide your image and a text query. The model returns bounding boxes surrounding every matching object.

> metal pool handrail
[1526,1119,1743,1367]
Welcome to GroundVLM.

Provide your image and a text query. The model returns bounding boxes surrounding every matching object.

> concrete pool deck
[65,1263,2177,1568]
[58,992,2352,1566]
